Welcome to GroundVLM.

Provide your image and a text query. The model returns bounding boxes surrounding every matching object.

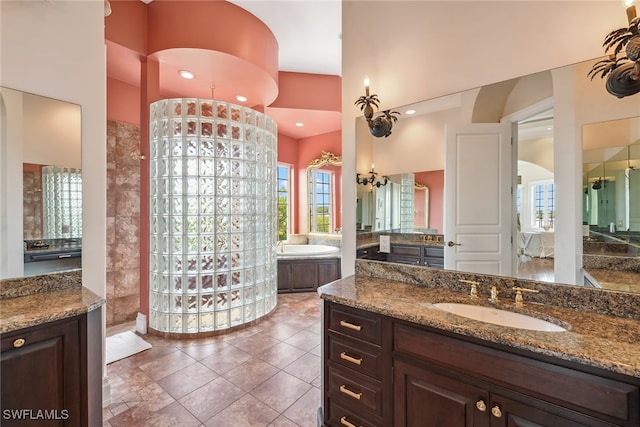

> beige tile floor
[104,292,322,427]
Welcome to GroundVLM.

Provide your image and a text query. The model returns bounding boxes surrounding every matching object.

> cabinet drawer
[391,245,421,256]
[329,335,382,379]
[387,255,421,266]
[424,247,443,257]
[328,399,381,427]
[394,323,639,423]
[329,304,381,345]
[328,366,383,417]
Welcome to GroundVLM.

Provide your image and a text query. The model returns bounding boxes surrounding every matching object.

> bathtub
[277,244,341,293]
[277,244,340,257]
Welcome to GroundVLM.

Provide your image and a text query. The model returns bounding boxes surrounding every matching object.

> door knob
[475,400,487,412]
[447,241,462,247]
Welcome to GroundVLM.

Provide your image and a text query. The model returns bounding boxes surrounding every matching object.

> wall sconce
[588,1,640,98]
[354,77,400,138]
[357,165,389,188]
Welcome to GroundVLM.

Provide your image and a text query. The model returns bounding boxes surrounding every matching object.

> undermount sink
[432,303,567,332]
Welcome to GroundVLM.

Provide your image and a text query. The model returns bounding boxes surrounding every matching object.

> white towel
[106,331,152,364]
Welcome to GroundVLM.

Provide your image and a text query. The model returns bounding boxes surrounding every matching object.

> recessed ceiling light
[405,109,416,115]
[178,70,195,79]
[295,123,304,127]
[236,95,247,102]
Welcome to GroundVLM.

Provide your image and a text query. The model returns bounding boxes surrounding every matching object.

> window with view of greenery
[309,169,332,233]
[277,164,291,241]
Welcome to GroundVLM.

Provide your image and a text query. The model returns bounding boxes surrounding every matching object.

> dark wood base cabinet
[321,301,640,427]
[278,258,341,293]
[1,310,102,427]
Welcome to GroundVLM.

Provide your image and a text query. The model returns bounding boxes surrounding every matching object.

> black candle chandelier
[357,165,389,188]
[354,78,400,138]
[588,1,640,98]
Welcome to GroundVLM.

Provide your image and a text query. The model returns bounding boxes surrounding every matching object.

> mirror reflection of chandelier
[357,165,389,188]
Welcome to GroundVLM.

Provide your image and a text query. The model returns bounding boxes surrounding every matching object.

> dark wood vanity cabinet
[1,316,85,426]
[321,301,640,427]
[387,244,444,268]
[356,245,387,261]
[323,302,392,427]
[278,258,341,293]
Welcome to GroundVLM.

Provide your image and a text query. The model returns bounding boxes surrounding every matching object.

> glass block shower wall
[400,172,415,233]
[148,99,278,334]
[42,165,83,239]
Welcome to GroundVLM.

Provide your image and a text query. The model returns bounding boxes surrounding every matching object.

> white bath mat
[106,331,152,364]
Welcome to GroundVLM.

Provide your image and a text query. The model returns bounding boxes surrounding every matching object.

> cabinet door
[490,395,616,427]
[394,359,490,427]
[318,259,340,285]
[1,317,82,427]
[277,262,292,292]
[291,262,318,291]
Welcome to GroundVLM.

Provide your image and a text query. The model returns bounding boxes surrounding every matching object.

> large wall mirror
[356,58,639,293]
[1,87,82,279]
[583,117,640,242]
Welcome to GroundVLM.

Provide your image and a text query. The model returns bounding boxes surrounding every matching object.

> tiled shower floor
[104,292,322,427]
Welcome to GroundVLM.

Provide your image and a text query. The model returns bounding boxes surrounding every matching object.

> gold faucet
[459,279,479,299]
[512,287,539,308]
[489,286,499,303]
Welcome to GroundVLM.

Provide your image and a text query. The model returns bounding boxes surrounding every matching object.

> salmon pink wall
[278,133,298,164]
[415,170,444,233]
[105,0,148,54]
[271,72,341,111]
[107,77,140,126]
[147,1,278,82]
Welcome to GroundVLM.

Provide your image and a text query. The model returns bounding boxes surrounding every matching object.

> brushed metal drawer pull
[340,416,361,427]
[13,338,25,348]
[339,320,362,331]
[340,351,363,365]
[339,384,362,400]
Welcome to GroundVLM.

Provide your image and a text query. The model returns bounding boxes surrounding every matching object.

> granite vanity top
[318,274,640,378]
[357,237,445,249]
[586,268,640,293]
[0,270,105,334]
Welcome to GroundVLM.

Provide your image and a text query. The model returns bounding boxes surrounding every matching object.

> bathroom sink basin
[432,303,566,332]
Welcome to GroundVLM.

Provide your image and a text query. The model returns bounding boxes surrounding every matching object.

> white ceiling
[226,0,342,76]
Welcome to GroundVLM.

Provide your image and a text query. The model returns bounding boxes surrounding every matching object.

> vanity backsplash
[355,259,640,320]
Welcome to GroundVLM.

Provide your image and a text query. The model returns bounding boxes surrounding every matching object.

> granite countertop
[586,269,640,293]
[357,237,445,249]
[24,244,82,254]
[0,271,105,334]
[318,275,640,378]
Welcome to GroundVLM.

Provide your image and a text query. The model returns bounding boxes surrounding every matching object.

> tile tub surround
[318,273,640,378]
[0,270,105,333]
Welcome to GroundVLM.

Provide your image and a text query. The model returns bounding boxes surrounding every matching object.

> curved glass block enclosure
[148,98,278,335]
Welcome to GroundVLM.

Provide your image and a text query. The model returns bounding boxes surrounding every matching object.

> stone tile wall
[106,121,141,326]
[23,168,43,240]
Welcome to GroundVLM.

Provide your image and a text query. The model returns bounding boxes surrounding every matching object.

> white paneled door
[444,123,514,276]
